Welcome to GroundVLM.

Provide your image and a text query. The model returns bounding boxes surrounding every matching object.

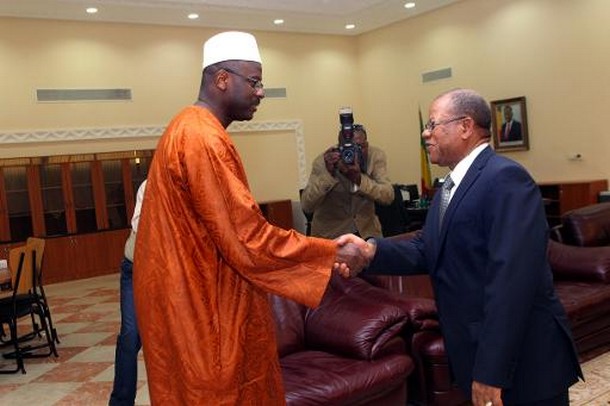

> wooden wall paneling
[0,169,10,241]
[80,229,130,277]
[61,162,77,234]
[42,236,80,284]
[90,160,109,230]
[27,165,46,237]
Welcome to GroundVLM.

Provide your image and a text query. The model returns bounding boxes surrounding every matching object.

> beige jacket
[301,145,394,239]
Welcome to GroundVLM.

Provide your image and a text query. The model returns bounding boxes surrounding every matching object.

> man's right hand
[323,147,341,174]
[333,234,377,278]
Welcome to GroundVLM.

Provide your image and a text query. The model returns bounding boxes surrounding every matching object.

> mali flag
[419,107,433,198]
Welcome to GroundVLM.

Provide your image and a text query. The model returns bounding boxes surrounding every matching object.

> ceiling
[0,0,461,36]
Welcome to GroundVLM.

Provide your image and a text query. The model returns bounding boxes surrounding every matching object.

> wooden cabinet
[0,151,152,283]
[259,199,293,230]
[43,229,130,284]
[538,179,608,227]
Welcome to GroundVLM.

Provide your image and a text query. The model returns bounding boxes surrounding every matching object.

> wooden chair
[26,237,59,344]
[0,245,57,373]
[0,248,26,373]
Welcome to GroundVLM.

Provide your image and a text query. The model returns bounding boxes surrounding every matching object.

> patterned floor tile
[69,345,116,363]
[50,304,93,314]
[58,312,108,323]
[52,322,90,335]
[74,320,120,334]
[0,362,59,384]
[32,361,113,383]
[0,382,80,406]
[54,381,114,405]
[54,332,114,348]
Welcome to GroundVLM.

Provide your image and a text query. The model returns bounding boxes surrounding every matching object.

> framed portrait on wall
[490,96,529,152]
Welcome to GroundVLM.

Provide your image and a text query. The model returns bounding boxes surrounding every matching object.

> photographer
[301,124,394,239]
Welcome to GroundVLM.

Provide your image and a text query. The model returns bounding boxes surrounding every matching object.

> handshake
[333,234,377,278]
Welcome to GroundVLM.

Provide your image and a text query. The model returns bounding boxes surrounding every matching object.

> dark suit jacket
[500,120,522,141]
[364,146,582,404]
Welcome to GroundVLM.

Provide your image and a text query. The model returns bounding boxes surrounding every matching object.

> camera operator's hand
[323,147,341,175]
[337,159,362,186]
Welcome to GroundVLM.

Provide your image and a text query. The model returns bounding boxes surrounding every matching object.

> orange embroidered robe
[133,106,335,405]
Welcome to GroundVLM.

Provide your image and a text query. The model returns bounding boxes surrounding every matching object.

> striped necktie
[439,175,454,228]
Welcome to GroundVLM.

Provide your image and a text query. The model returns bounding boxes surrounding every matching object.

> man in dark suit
[500,105,522,142]
[338,89,582,405]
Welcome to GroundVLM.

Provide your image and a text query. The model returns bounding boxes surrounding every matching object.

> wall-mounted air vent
[36,88,132,102]
[422,68,452,83]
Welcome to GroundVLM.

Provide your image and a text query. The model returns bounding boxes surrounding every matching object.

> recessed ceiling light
[345,24,356,30]
[404,2,416,9]
[273,19,284,25]
[86,7,98,14]
[188,13,199,20]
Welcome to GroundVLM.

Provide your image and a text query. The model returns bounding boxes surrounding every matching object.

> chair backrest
[9,245,33,295]
[561,202,610,246]
[26,237,46,281]
[298,188,313,236]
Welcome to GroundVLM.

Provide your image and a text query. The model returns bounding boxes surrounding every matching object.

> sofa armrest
[304,279,409,361]
[393,297,439,331]
[547,239,610,283]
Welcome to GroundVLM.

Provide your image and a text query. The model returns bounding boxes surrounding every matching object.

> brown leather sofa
[365,203,610,404]
[270,275,416,405]
[548,202,610,361]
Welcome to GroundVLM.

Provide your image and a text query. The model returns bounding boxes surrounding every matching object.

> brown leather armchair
[270,275,416,405]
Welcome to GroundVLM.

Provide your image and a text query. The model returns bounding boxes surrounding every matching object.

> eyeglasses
[221,67,264,90]
[424,116,467,132]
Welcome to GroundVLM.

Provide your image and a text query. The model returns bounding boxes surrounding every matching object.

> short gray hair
[438,89,492,137]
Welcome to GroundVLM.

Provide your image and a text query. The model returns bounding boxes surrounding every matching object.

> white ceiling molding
[0,126,165,144]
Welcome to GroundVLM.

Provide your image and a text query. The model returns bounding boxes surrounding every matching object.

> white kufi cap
[202,31,262,69]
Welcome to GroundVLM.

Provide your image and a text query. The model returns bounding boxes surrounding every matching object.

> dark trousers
[511,389,570,406]
[109,258,141,406]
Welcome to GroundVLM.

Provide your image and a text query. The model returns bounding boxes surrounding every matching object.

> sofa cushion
[547,240,610,283]
[305,288,408,360]
[281,350,413,406]
[554,281,610,326]
[554,280,610,360]
[562,202,610,246]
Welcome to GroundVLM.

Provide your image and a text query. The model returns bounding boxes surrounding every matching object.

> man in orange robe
[133,31,363,405]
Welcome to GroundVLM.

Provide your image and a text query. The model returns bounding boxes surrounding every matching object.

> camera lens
[341,147,355,164]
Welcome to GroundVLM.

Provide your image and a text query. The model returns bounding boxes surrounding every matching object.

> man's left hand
[471,381,503,406]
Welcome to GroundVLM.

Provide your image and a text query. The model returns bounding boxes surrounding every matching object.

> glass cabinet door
[3,166,32,242]
[102,160,127,229]
[71,162,97,233]
[39,164,67,236]
[131,156,150,196]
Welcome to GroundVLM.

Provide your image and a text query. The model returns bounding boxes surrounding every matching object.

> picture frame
[490,96,529,152]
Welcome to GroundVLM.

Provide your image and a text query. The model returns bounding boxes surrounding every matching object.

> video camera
[338,107,364,168]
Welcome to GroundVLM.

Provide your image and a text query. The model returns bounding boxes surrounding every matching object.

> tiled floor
[0,273,609,405]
